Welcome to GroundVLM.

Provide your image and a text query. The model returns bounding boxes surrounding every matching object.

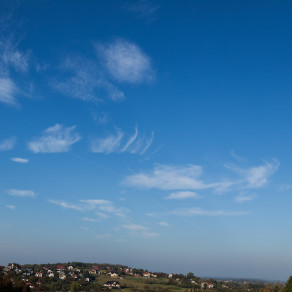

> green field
[96,275,185,291]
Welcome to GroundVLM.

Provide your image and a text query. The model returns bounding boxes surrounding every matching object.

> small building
[103,281,121,289]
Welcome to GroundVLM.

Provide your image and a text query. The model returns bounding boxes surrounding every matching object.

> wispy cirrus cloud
[11,157,29,163]
[124,159,279,193]
[124,164,206,190]
[234,193,257,203]
[91,130,124,154]
[48,198,127,218]
[0,136,16,151]
[122,224,148,231]
[28,124,81,153]
[97,39,154,84]
[0,78,18,106]
[0,33,29,74]
[47,200,84,211]
[158,222,170,227]
[172,207,248,217]
[91,127,154,155]
[224,159,279,189]
[124,0,160,20]
[95,234,111,239]
[7,189,37,197]
[6,205,16,210]
[54,56,124,102]
[166,191,199,200]
[122,223,159,238]
[82,217,98,222]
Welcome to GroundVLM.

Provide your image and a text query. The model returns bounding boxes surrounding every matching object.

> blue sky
[1,0,292,281]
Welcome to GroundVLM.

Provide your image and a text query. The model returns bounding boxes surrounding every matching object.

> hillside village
[0,262,286,292]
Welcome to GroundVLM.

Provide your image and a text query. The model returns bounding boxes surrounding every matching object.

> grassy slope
[96,275,183,291]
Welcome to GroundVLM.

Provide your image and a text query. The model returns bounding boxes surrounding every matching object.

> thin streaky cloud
[123,164,206,191]
[28,124,81,153]
[80,199,112,209]
[0,78,18,106]
[166,191,199,200]
[82,217,98,222]
[278,184,291,191]
[158,222,170,227]
[54,55,124,102]
[96,212,108,219]
[124,0,160,19]
[7,189,37,198]
[0,35,30,73]
[172,207,248,217]
[11,157,29,163]
[140,131,154,155]
[0,136,16,151]
[235,194,257,203]
[91,130,124,154]
[124,160,279,192]
[47,200,83,211]
[121,125,138,152]
[230,150,246,162]
[225,159,280,189]
[91,127,154,155]
[122,224,148,231]
[6,205,16,210]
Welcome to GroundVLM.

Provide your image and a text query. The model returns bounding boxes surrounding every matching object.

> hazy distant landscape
[1,262,290,291]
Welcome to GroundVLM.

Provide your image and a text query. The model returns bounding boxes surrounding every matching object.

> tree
[284,276,292,292]
[187,272,195,279]
[69,282,80,292]
[0,276,13,292]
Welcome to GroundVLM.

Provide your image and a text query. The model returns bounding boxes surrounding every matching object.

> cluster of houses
[1,262,257,290]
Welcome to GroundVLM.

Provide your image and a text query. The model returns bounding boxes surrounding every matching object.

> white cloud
[124,0,160,19]
[121,126,138,152]
[0,136,16,151]
[172,207,248,217]
[91,130,124,154]
[48,200,83,211]
[140,131,154,154]
[166,191,199,200]
[225,159,280,189]
[278,184,291,191]
[124,160,279,192]
[124,164,206,190]
[99,205,128,217]
[158,222,170,227]
[122,224,148,231]
[98,39,154,83]
[82,217,98,222]
[96,212,109,219]
[48,198,125,218]
[0,38,29,73]
[235,193,257,203]
[80,199,112,211]
[11,157,29,163]
[55,56,124,102]
[122,223,159,238]
[91,127,153,155]
[28,124,81,153]
[0,78,18,106]
[230,150,246,162]
[7,189,37,198]
[6,205,16,210]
